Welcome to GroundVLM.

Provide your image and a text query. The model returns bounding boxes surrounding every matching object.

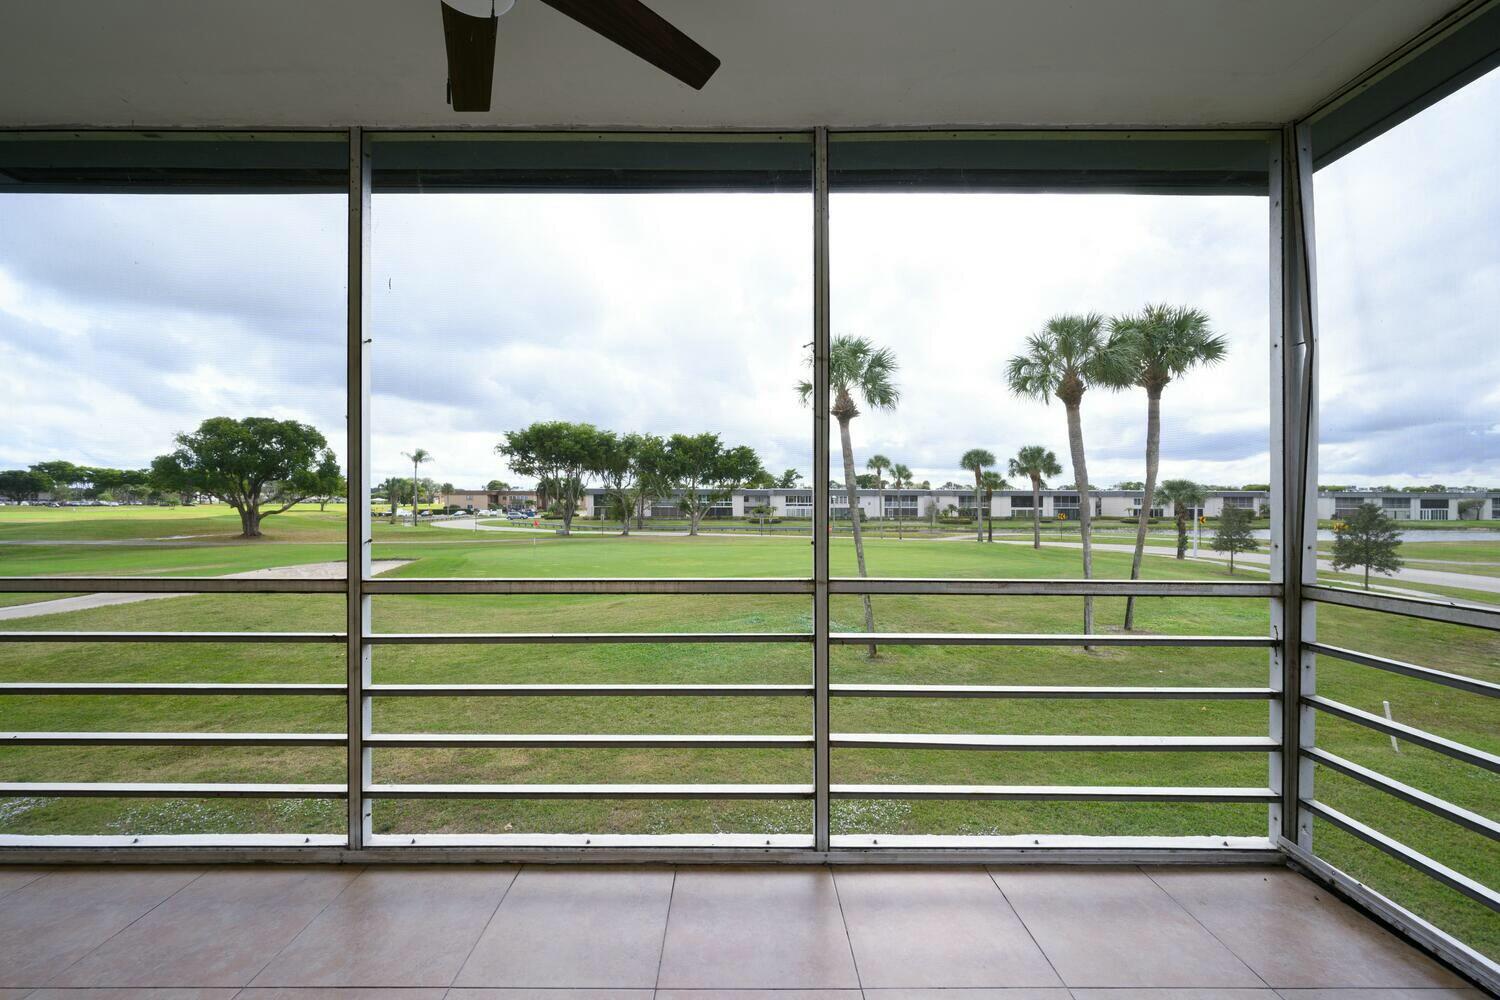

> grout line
[1138,863,1273,990]
[448,861,524,989]
[827,864,865,993]
[239,862,369,989]
[39,864,209,987]
[983,864,1066,991]
[652,864,679,995]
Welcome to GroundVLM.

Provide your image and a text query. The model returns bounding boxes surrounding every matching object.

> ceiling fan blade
[536,0,720,90]
[440,1,499,112]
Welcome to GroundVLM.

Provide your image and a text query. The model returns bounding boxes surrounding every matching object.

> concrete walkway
[0,560,408,622]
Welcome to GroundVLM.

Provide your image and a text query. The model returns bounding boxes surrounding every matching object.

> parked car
[505,510,528,520]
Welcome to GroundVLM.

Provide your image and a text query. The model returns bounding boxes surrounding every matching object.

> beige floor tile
[455,866,672,988]
[656,867,859,989]
[833,868,1061,987]
[0,866,50,900]
[52,866,359,987]
[449,991,653,1000]
[1147,866,1469,989]
[861,990,1071,999]
[989,866,1263,989]
[1071,990,1279,999]
[248,866,517,988]
[26,990,238,999]
[655,993,863,1000]
[236,990,449,999]
[0,866,202,988]
[1273,989,1486,998]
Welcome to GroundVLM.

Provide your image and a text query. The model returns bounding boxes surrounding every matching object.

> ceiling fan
[439,0,721,112]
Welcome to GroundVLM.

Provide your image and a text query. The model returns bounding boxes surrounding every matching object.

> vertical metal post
[812,127,832,852]
[1273,123,1319,851]
[347,128,373,849]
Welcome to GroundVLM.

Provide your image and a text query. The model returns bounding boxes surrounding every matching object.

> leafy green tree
[1007,313,1133,635]
[981,470,1009,542]
[1008,445,1063,549]
[1211,504,1259,573]
[799,335,900,656]
[498,421,609,535]
[150,417,337,538]
[1114,480,1145,490]
[775,468,803,489]
[1331,503,1404,589]
[1109,304,1227,629]
[960,448,996,543]
[663,433,761,536]
[1158,479,1206,559]
[866,454,891,538]
[310,453,346,511]
[597,432,668,536]
[485,479,512,491]
[0,469,53,501]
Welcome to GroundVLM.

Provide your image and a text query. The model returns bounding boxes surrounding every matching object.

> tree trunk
[1364,564,1370,590]
[1124,388,1162,631]
[1175,510,1188,559]
[238,505,262,538]
[411,462,420,527]
[1031,477,1042,549]
[636,493,646,531]
[987,492,994,542]
[1065,400,1094,636]
[620,492,631,536]
[839,416,877,657]
[974,472,983,543]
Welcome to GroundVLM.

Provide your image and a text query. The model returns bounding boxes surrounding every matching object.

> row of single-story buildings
[525,487,1500,522]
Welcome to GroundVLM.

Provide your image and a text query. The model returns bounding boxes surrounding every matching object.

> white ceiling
[0,0,1463,129]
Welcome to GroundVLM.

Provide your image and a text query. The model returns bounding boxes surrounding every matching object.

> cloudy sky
[1,69,1495,492]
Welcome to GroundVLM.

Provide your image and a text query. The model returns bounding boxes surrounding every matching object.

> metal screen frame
[0,110,1496,992]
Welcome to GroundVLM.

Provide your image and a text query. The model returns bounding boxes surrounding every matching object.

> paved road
[0,560,409,622]
[981,537,1500,596]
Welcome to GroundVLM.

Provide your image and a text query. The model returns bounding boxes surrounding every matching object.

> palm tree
[980,471,1009,542]
[1158,479,1207,559]
[401,449,432,527]
[1006,313,1132,635]
[891,463,912,540]
[799,335,900,657]
[866,454,891,538]
[1111,305,1227,630]
[959,449,995,542]
[1008,445,1063,550]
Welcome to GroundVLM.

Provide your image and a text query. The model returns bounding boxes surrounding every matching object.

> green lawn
[0,504,1495,958]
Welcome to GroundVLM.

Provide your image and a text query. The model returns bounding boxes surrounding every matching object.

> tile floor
[0,863,1484,999]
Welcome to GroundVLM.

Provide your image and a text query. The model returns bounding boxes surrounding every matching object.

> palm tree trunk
[1124,388,1161,630]
[411,461,419,527]
[839,416,877,657]
[1031,476,1042,549]
[974,472,983,543]
[1175,510,1188,558]
[1065,401,1094,636]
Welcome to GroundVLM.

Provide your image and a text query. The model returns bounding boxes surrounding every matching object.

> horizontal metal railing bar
[368,683,812,697]
[1301,798,1500,912]
[0,631,345,644]
[0,577,344,594]
[0,731,346,746]
[365,783,814,799]
[831,684,1276,700]
[1305,748,1500,840]
[831,733,1279,751]
[0,682,345,696]
[828,632,1276,648]
[363,577,814,595]
[365,632,811,645]
[831,577,1280,597]
[1302,696,1500,773]
[831,784,1279,802]
[1305,585,1500,632]
[1304,642,1500,698]
[365,733,813,748]
[0,782,347,798]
